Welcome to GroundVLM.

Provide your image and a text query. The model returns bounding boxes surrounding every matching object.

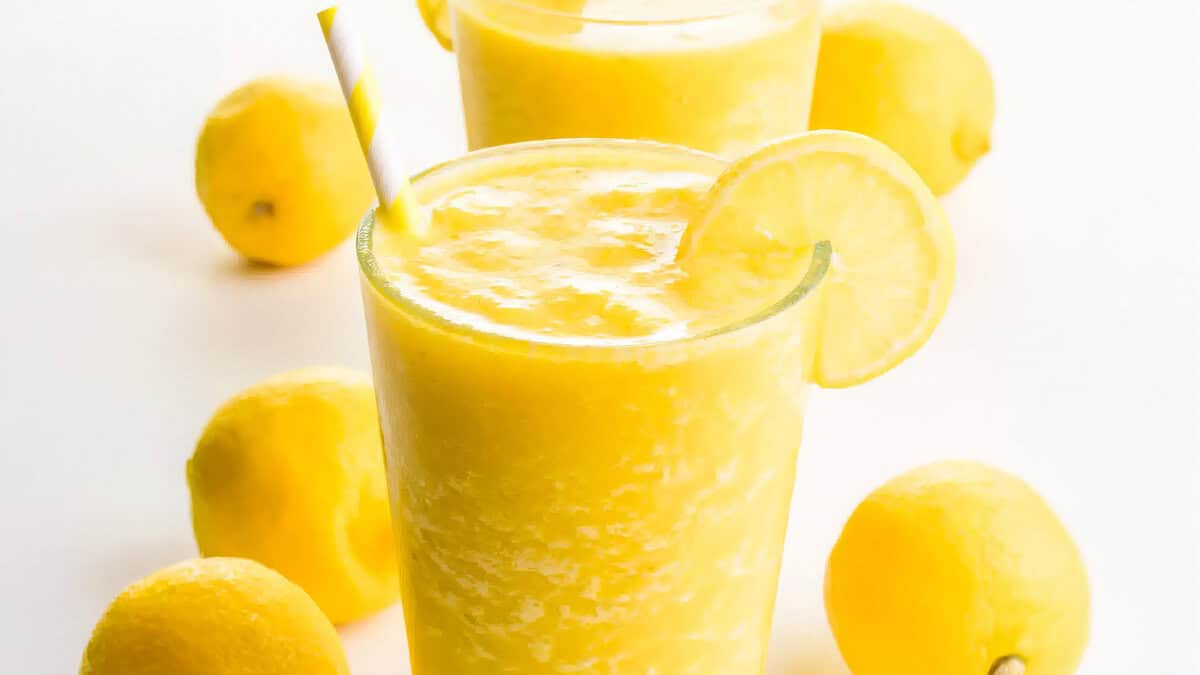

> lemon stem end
[989,656,1026,675]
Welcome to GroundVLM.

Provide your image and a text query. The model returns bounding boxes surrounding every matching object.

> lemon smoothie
[359,140,827,674]
[440,0,821,156]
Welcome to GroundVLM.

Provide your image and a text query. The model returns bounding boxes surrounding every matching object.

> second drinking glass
[428,0,822,156]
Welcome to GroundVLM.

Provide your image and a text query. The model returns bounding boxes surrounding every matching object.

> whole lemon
[80,557,349,675]
[810,2,995,195]
[187,367,398,624]
[195,76,375,266]
[825,461,1090,675]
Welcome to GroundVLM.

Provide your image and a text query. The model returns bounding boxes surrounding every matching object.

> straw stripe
[318,5,425,234]
[347,64,379,153]
[317,6,337,40]
[322,9,363,100]
[367,126,422,217]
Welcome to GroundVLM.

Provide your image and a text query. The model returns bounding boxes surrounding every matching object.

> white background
[2,0,1197,672]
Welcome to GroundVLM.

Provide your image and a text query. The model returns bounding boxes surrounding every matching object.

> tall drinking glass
[359,139,828,674]
[431,0,821,157]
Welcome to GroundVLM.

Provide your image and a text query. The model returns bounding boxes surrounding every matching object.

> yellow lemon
[195,76,375,266]
[810,2,995,195]
[187,367,398,624]
[678,131,954,388]
[80,557,349,675]
[825,461,1090,675]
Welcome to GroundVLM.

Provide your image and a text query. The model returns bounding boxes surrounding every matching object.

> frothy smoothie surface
[369,144,791,343]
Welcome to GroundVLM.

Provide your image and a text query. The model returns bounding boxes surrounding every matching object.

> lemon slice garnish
[679,131,955,387]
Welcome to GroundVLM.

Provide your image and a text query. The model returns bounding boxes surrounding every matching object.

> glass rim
[356,138,830,353]
[455,0,786,27]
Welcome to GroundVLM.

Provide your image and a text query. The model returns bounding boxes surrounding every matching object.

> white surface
[1,0,1197,672]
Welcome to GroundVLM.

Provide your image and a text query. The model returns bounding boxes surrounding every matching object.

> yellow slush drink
[359,140,826,674]
[446,0,821,156]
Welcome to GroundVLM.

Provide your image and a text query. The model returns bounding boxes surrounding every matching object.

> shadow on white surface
[767,633,850,675]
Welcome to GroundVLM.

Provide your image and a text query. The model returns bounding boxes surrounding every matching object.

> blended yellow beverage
[447,0,822,156]
[359,140,825,674]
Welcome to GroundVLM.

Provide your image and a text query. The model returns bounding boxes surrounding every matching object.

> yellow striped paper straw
[318,6,426,234]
